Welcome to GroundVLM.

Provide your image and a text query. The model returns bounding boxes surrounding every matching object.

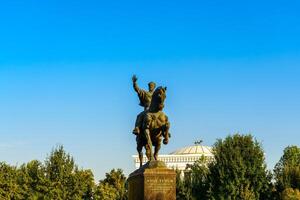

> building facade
[132,142,213,173]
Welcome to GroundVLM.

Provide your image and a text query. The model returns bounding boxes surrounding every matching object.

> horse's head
[149,86,167,112]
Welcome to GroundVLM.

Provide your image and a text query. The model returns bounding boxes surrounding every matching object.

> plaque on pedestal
[128,161,176,200]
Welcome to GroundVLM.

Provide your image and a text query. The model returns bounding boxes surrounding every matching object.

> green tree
[95,168,127,200]
[44,145,95,200]
[189,156,210,200]
[275,146,300,169]
[0,162,22,199]
[281,188,300,200]
[72,169,95,200]
[17,160,48,199]
[0,146,96,199]
[208,134,272,200]
[274,146,300,193]
[95,182,118,200]
[176,169,193,200]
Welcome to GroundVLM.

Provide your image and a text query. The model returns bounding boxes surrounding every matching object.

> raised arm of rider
[133,81,140,93]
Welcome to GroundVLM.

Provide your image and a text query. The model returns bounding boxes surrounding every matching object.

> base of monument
[128,160,176,200]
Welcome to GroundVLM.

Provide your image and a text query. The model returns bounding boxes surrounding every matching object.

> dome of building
[133,140,213,171]
[170,142,213,156]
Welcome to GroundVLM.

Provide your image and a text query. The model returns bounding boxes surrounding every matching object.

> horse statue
[136,86,170,167]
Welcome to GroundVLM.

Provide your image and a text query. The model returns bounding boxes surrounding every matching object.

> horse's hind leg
[136,137,144,168]
[137,145,143,168]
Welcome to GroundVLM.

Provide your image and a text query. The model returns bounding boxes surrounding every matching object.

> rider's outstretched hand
[132,75,138,83]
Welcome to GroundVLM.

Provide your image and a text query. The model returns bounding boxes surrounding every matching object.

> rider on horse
[132,75,170,167]
[132,75,156,135]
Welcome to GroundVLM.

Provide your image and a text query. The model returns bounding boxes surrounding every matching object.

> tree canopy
[208,134,271,199]
[0,145,125,200]
[1,135,299,200]
[274,145,300,198]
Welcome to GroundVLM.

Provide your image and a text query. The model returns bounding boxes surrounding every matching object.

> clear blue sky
[0,0,300,180]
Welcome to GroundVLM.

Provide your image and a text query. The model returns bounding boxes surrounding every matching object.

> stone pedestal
[128,161,176,200]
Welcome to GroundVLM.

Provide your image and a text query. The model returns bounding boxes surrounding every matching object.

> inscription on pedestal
[144,175,176,200]
[128,161,176,200]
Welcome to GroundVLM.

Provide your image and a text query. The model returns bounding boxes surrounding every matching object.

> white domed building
[132,141,214,172]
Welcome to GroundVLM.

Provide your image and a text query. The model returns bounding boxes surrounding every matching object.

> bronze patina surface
[132,75,171,167]
[129,76,175,200]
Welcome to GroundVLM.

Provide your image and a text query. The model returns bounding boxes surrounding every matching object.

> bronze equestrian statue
[132,75,170,167]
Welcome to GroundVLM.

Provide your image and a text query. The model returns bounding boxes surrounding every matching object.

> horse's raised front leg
[163,120,170,145]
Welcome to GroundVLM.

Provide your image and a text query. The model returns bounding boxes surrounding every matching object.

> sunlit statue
[132,75,170,167]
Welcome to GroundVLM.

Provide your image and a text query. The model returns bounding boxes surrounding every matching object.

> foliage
[2,137,300,200]
[0,146,96,200]
[275,146,300,193]
[207,134,272,200]
[281,188,300,200]
[95,168,127,200]
[0,146,131,200]
[176,156,210,200]
[18,160,48,199]
[44,145,95,199]
[189,156,210,200]
[95,182,118,200]
[176,169,194,200]
[275,146,300,170]
[0,162,21,199]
